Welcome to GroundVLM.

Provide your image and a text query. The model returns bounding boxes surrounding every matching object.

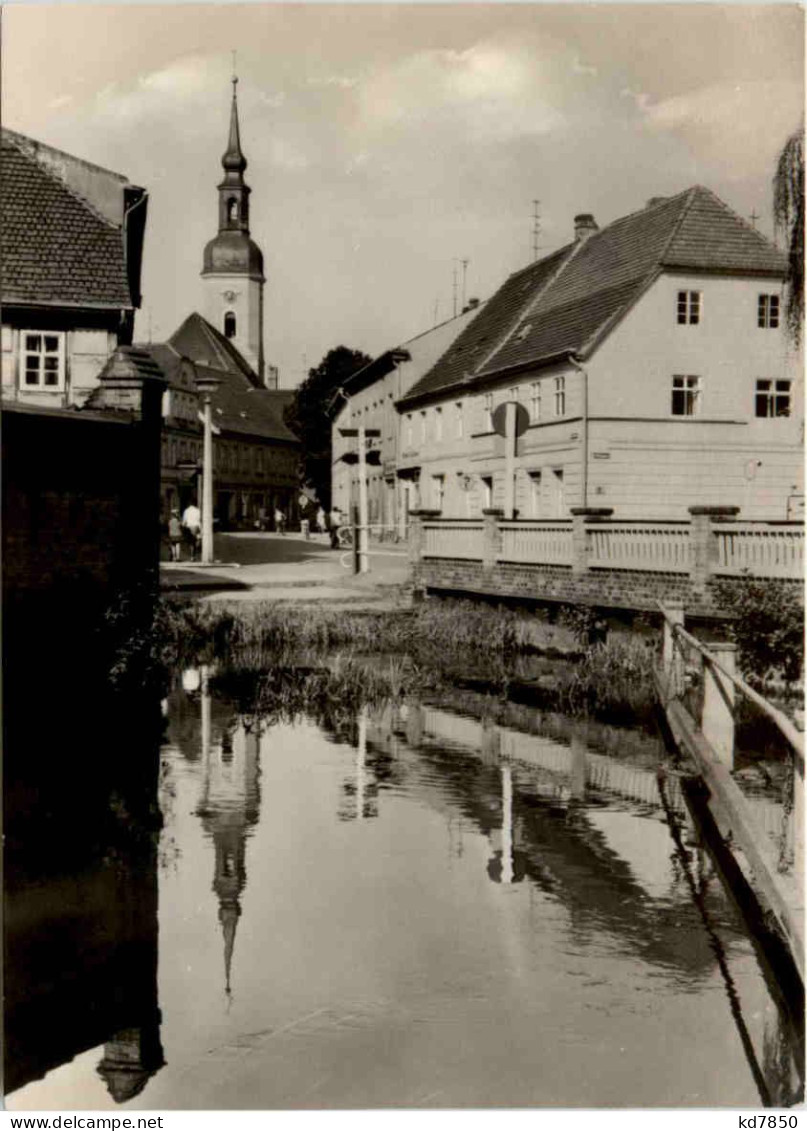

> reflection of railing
[498,521,573,565]
[588,522,690,573]
[712,523,804,578]
[423,522,485,560]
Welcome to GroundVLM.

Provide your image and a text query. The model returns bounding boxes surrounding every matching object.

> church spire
[222,75,247,177]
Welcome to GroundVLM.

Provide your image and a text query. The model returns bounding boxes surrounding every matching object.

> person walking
[168,509,183,562]
[316,507,326,535]
[274,507,286,535]
[329,505,342,549]
[182,501,202,562]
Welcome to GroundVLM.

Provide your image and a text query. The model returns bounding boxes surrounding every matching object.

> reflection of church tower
[202,76,268,385]
[96,1024,164,1105]
[196,678,261,996]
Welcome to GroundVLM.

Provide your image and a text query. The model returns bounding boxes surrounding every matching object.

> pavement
[160,531,413,608]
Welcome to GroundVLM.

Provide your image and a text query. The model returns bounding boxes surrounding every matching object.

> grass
[143,596,659,723]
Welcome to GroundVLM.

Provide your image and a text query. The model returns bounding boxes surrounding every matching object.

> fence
[412,507,803,585]
[498,521,574,566]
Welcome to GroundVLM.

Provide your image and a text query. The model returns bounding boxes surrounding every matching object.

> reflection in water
[6,666,803,1110]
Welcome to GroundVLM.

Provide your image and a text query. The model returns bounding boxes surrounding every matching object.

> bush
[712,577,804,686]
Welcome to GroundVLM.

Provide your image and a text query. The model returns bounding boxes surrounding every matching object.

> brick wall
[414,558,801,619]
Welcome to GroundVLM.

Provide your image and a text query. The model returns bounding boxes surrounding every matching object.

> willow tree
[773,129,804,346]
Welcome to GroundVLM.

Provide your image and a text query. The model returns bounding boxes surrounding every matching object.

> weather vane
[231,49,238,89]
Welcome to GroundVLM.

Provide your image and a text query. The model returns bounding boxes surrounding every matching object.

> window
[484,392,493,431]
[434,406,443,441]
[21,332,64,389]
[671,374,701,416]
[455,402,464,439]
[405,414,413,447]
[529,381,541,423]
[554,376,566,417]
[529,471,542,517]
[432,474,445,511]
[677,291,701,325]
[480,475,493,511]
[419,410,427,443]
[224,311,236,339]
[758,294,780,329]
[227,198,238,223]
[755,379,791,418]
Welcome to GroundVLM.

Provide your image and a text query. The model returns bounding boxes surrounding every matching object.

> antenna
[452,261,459,318]
[231,49,238,85]
[749,208,760,229]
[460,258,469,312]
[532,199,542,262]
[433,298,440,327]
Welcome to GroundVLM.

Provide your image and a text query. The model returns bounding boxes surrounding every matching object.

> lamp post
[196,372,222,565]
[338,426,381,574]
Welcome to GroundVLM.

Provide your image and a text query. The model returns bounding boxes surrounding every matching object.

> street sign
[492,401,529,438]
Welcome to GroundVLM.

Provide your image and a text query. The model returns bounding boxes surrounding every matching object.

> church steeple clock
[202,76,266,383]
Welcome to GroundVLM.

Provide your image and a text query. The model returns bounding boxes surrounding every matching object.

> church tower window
[224,311,237,339]
[227,198,238,223]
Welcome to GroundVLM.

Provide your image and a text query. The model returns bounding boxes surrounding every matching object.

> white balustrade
[712,523,804,580]
[422,522,484,560]
[587,523,691,573]
[498,521,573,565]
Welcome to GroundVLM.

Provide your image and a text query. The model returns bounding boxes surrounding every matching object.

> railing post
[482,508,503,575]
[570,507,612,576]
[701,642,737,770]
[407,511,423,566]
[688,505,740,591]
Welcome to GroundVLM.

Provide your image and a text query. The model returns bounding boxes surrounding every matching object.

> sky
[3,2,803,387]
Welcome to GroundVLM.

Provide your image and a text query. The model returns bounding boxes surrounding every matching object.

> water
[5,671,802,1109]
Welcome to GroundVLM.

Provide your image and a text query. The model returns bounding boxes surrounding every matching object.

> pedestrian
[274,507,286,535]
[182,501,202,562]
[329,505,342,549]
[168,508,183,562]
[316,507,326,535]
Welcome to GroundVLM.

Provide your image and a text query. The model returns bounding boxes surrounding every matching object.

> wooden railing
[712,523,804,579]
[587,522,691,573]
[422,521,484,560]
[498,521,573,566]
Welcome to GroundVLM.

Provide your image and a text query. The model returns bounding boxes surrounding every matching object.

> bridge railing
[498,520,573,566]
[412,508,803,585]
[587,521,691,573]
[712,522,804,579]
[422,521,485,560]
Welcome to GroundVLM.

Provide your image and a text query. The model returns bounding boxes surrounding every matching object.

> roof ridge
[2,130,120,231]
[473,242,578,376]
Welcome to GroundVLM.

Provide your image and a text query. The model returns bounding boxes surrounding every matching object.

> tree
[284,345,372,510]
[773,128,804,346]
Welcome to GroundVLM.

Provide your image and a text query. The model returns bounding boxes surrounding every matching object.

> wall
[2,319,118,409]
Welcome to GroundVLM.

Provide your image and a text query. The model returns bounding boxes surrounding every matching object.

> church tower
[202,77,267,384]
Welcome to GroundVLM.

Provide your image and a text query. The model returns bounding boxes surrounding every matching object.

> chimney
[462,297,480,313]
[574,213,598,242]
[646,196,667,209]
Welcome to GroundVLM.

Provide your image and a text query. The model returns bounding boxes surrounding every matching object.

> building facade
[397,188,803,521]
[331,304,483,535]
[1,128,147,409]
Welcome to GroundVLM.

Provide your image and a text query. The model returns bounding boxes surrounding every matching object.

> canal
[5,664,803,1109]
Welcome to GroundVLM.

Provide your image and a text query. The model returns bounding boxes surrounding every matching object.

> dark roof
[399,246,573,406]
[403,186,786,403]
[1,130,134,308]
[147,315,298,445]
[169,312,259,385]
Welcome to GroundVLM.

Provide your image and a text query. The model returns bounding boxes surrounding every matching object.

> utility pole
[197,373,222,565]
[532,199,541,262]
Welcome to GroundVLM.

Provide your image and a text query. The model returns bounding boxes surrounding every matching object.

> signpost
[339,427,381,573]
[491,401,529,519]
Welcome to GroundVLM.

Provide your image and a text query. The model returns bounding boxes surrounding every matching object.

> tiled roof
[399,247,572,405]
[169,312,260,386]
[146,316,299,445]
[1,130,133,308]
[404,186,786,402]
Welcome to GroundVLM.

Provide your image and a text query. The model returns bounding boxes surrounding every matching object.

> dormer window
[224,311,237,339]
[227,198,238,223]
